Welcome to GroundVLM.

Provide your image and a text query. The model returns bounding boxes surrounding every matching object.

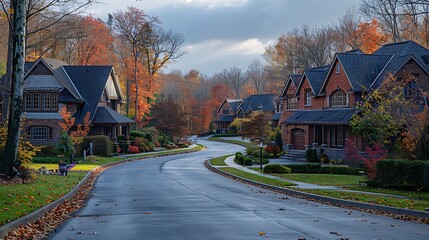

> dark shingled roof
[272,112,281,121]
[215,115,235,122]
[371,41,429,89]
[290,74,301,86]
[92,106,134,124]
[64,66,113,124]
[228,99,241,112]
[285,108,359,125]
[338,53,392,91]
[238,94,276,113]
[302,65,329,94]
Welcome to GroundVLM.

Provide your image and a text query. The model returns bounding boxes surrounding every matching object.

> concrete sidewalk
[223,156,409,199]
[224,156,341,190]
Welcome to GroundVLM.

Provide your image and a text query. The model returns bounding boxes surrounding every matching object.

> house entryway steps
[279,150,306,161]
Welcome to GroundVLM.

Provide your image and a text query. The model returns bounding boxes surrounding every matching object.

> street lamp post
[259,141,263,171]
[258,103,264,171]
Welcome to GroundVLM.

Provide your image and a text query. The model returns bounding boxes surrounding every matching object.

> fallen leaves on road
[258,231,266,236]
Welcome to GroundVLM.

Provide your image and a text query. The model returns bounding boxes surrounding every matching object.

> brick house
[20,57,134,146]
[214,98,241,134]
[279,41,429,159]
[214,94,277,133]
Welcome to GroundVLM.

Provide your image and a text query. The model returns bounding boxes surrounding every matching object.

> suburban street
[46,140,429,240]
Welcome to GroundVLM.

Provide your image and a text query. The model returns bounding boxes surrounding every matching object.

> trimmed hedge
[234,152,253,166]
[80,135,113,156]
[252,158,269,165]
[284,164,321,173]
[375,159,429,190]
[264,164,291,174]
[284,163,361,175]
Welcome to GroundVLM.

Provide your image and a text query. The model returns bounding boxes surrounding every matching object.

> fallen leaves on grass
[4,167,103,240]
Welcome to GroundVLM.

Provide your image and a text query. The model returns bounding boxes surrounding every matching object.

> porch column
[111,126,117,143]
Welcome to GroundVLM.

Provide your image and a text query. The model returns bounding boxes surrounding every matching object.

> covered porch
[90,106,134,142]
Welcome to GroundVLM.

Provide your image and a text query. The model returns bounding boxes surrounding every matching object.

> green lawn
[273,173,366,186]
[28,163,99,172]
[0,172,87,225]
[0,144,204,226]
[219,167,296,188]
[301,189,429,211]
[208,137,256,149]
[209,155,231,166]
[345,186,429,201]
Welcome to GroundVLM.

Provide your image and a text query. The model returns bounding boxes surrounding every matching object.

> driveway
[46,140,429,239]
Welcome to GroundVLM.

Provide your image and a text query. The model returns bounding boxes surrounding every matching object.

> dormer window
[304,90,312,106]
[330,89,347,107]
[222,109,230,114]
[403,81,421,97]
[336,63,340,74]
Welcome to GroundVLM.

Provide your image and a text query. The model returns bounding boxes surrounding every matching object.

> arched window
[330,90,347,107]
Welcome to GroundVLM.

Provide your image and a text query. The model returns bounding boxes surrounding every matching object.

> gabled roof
[284,108,359,125]
[216,98,242,112]
[370,41,429,89]
[279,74,301,99]
[336,53,393,92]
[92,106,134,124]
[24,58,83,102]
[64,66,114,124]
[295,66,329,96]
[237,94,276,113]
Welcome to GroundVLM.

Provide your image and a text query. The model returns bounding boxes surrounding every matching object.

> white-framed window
[336,63,340,74]
[26,126,53,140]
[24,92,58,111]
[222,109,230,114]
[287,96,297,110]
[304,90,312,106]
[330,90,347,107]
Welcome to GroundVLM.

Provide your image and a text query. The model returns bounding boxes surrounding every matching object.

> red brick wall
[323,60,355,108]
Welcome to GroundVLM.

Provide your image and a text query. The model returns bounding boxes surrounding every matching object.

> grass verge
[0,172,87,225]
[273,173,366,186]
[219,167,296,188]
[208,137,256,149]
[209,155,231,166]
[1,144,204,226]
[300,189,429,211]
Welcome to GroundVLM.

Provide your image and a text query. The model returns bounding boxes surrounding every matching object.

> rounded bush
[265,142,280,156]
[263,164,291,174]
[251,149,269,158]
[128,145,139,154]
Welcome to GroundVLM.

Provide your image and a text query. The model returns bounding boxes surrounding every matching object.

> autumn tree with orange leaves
[58,107,91,145]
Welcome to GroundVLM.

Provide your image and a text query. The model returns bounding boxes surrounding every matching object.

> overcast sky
[89,0,361,76]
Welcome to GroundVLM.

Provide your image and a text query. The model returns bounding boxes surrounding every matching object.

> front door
[292,128,305,150]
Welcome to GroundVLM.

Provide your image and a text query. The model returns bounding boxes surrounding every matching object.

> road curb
[0,146,205,238]
[205,160,429,220]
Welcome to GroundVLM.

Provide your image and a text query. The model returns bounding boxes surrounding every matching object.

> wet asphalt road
[46,140,429,240]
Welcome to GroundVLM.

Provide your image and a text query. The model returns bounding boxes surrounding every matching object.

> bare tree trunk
[1,0,26,176]
[0,3,14,124]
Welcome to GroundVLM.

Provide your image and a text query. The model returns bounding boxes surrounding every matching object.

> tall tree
[113,6,158,127]
[218,66,247,98]
[246,59,265,94]
[149,97,188,144]
[0,0,26,176]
